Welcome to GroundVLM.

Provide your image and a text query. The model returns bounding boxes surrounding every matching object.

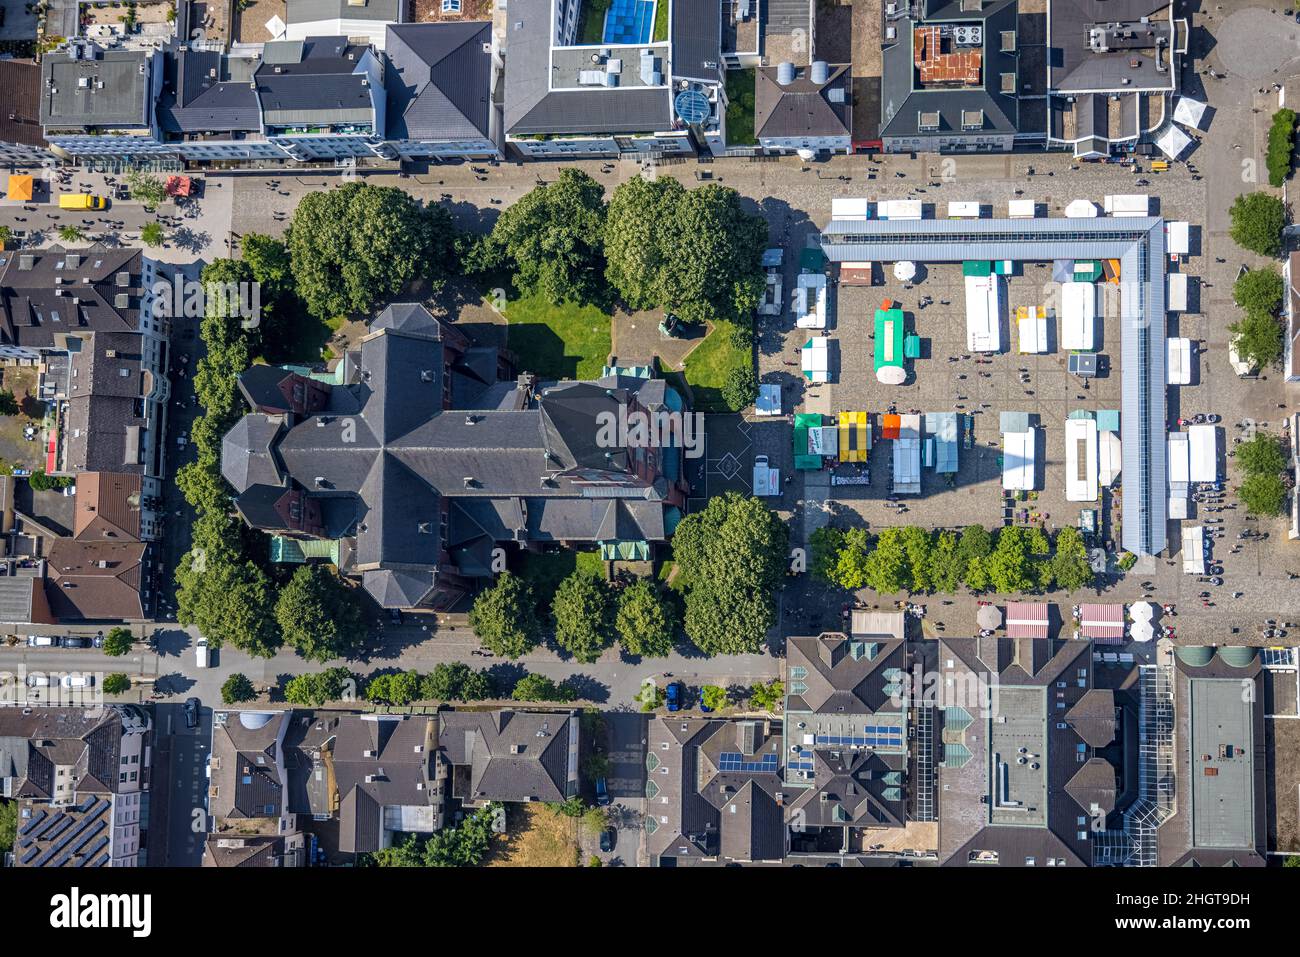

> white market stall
[965,274,1002,352]
[755,383,782,416]
[1002,429,1037,491]
[1167,272,1188,312]
[1167,337,1193,385]
[1104,194,1150,216]
[877,199,923,220]
[1181,525,1206,575]
[1099,429,1122,487]
[1189,424,1217,483]
[1008,199,1036,219]
[1065,199,1098,218]
[1060,281,1096,352]
[752,455,781,496]
[1017,306,1048,354]
[802,336,830,383]
[947,201,981,219]
[1173,96,1207,130]
[892,414,922,494]
[1065,417,1099,503]
[794,272,827,329]
[1156,123,1192,160]
[1165,221,1190,256]
[831,197,870,220]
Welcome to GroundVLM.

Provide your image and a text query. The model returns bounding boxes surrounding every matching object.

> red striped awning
[1005,601,1049,639]
[1079,603,1125,642]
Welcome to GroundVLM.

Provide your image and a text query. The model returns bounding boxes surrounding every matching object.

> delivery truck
[58,193,106,211]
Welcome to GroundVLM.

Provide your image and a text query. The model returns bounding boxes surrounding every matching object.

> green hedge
[1266,108,1296,188]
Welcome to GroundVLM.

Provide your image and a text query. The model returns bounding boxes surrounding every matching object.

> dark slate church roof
[385,21,492,141]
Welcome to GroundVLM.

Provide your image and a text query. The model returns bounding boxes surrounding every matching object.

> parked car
[599,827,616,853]
[60,674,94,689]
[25,674,50,687]
[595,777,610,807]
[665,681,683,712]
[184,697,200,730]
[59,636,89,649]
[27,635,56,647]
[93,634,104,648]
[195,637,209,668]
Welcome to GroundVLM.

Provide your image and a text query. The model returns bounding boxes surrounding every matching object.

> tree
[0,799,16,853]
[1050,526,1094,592]
[221,673,257,704]
[927,530,963,593]
[673,492,788,655]
[1237,433,1288,476]
[830,526,872,590]
[614,579,677,657]
[511,673,578,703]
[274,564,365,663]
[176,552,281,658]
[57,225,85,243]
[748,679,783,712]
[468,572,542,658]
[1239,472,1288,515]
[1234,267,1284,316]
[140,221,165,247]
[371,805,498,867]
[955,525,993,591]
[810,526,846,584]
[721,364,759,412]
[288,181,456,320]
[283,668,355,706]
[102,673,130,695]
[0,225,11,248]
[987,527,1038,594]
[125,169,167,207]
[421,662,493,702]
[551,571,613,663]
[28,469,73,491]
[1266,108,1296,187]
[898,527,934,593]
[864,527,911,593]
[1229,310,1285,368]
[605,179,766,323]
[366,670,422,705]
[102,626,133,657]
[1228,192,1285,257]
[701,685,728,712]
[0,390,18,416]
[477,168,607,303]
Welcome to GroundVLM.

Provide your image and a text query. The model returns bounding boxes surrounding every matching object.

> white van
[27,635,56,647]
[60,674,95,689]
[195,637,209,668]
[25,673,51,687]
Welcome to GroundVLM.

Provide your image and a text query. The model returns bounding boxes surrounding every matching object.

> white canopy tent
[1017,313,1048,354]
[1167,272,1188,312]
[831,197,870,220]
[1173,96,1207,130]
[1099,429,1121,487]
[1167,337,1192,385]
[755,383,782,416]
[1007,199,1036,219]
[1066,418,1099,502]
[965,274,1002,352]
[1189,424,1217,482]
[802,336,830,383]
[1181,525,1206,575]
[947,201,981,218]
[893,414,922,494]
[1061,281,1096,352]
[794,272,827,329]
[1065,199,1098,218]
[1156,124,1193,160]
[1002,429,1036,491]
[1166,221,1190,256]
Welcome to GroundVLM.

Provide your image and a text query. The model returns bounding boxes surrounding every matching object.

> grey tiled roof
[0,244,142,349]
[438,710,574,804]
[385,21,492,141]
[221,414,285,492]
[254,37,376,128]
[158,49,261,134]
[755,63,851,140]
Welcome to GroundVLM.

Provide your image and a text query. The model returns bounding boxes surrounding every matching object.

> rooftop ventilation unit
[952,25,983,46]
[777,61,795,85]
[810,60,829,85]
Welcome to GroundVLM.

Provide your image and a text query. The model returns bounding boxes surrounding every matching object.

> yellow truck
[58,193,106,211]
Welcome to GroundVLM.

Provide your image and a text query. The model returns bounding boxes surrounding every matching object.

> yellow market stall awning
[838,411,870,463]
[7,174,34,202]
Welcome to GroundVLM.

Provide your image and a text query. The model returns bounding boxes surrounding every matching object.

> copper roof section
[915,26,982,85]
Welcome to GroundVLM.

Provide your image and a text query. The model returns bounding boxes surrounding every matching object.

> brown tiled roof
[0,60,48,149]
[74,472,143,541]
[44,538,148,620]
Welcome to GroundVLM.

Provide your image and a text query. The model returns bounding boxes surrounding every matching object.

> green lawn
[724,69,757,146]
[652,0,669,42]
[678,319,751,412]
[503,292,612,380]
[579,0,613,44]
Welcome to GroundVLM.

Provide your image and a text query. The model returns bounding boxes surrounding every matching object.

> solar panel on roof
[718,752,778,773]
[20,846,41,865]
[78,836,110,866]
[89,850,110,867]
[18,809,47,835]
